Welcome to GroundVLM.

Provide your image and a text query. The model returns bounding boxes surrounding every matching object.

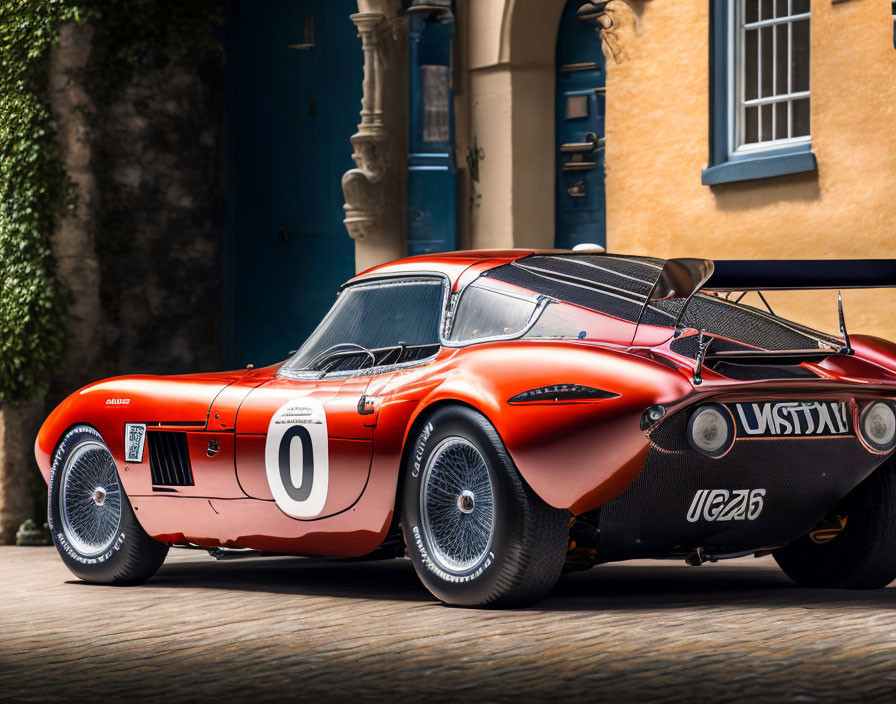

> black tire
[48,425,168,585]
[774,457,896,589]
[401,406,570,607]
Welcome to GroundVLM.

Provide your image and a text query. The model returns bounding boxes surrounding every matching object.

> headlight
[687,404,734,457]
[859,401,896,452]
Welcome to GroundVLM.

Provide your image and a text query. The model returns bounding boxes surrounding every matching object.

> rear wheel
[49,425,168,585]
[401,406,570,607]
[774,456,896,589]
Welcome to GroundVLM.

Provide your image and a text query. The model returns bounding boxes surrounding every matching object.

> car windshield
[280,277,446,375]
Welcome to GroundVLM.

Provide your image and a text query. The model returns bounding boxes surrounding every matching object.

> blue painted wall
[224,0,362,368]
[554,0,607,250]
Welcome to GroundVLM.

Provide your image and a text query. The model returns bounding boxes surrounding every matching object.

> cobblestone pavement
[3,547,896,703]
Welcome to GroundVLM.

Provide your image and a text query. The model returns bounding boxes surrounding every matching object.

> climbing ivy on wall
[0,0,84,406]
[0,0,223,406]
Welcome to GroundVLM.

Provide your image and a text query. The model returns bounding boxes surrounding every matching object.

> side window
[282,278,445,374]
[448,281,539,343]
[523,302,594,340]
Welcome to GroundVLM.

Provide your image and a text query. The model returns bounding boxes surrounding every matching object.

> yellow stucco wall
[604,0,896,340]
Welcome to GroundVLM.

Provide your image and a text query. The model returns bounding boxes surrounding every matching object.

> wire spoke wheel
[60,441,122,557]
[420,436,495,573]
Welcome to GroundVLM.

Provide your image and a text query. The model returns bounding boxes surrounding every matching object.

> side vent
[147,431,194,486]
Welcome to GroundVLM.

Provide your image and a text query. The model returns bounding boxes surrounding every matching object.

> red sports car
[35,250,896,606]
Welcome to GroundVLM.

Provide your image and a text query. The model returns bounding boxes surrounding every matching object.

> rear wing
[707,259,896,291]
[635,258,896,359]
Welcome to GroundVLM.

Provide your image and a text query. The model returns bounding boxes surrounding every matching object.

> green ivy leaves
[0,0,81,406]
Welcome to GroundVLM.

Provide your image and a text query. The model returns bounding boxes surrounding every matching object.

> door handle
[357,395,376,415]
[560,132,604,154]
[563,161,597,171]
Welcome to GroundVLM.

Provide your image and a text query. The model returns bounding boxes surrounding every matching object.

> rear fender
[405,341,693,514]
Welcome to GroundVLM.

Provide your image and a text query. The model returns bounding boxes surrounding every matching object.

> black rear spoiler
[707,259,896,291]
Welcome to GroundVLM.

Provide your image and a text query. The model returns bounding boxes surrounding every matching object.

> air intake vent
[147,432,194,486]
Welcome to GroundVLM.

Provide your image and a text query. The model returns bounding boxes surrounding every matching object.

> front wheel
[773,456,896,589]
[48,425,168,584]
[401,406,570,607]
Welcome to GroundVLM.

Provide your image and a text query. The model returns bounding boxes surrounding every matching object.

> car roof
[350,249,572,289]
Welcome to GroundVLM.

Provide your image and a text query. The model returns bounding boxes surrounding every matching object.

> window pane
[524,303,594,340]
[283,279,444,371]
[775,101,788,140]
[744,28,758,101]
[792,97,810,137]
[744,106,759,144]
[791,19,810,93]
[745,0,759,23]
[760,0,773,21]
[775,0,788,19]
[792,0,809,14]
[775,23,788,95]
[422,65,450,143]
[760,26,774,98]
[761,103,773,142]
[449,283,537,342]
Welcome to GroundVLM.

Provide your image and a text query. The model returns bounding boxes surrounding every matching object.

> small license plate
[124,423,147,462]
[728,400,851,438]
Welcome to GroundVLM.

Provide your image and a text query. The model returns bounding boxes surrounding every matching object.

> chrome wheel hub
[60,442,122,556]
[420,437,495,573]
[457,489,475,514]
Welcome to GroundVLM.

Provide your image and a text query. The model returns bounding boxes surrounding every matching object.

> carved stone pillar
[343,1,407,272]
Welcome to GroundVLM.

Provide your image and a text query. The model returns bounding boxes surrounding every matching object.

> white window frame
[729,0,811,155]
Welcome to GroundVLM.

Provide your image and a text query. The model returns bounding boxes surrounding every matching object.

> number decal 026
[265,398,329,518]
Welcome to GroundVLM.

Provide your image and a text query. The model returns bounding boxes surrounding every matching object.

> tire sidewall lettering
[407,422,496,583]
[265,398,329,518]
[49,426,128,561]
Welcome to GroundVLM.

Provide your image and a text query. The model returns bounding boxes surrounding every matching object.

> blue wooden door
[407,15,458,255]
[225,0,362,367]
[554,1,607,250]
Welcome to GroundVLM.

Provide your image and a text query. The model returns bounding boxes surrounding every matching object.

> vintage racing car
[35,250,896,606]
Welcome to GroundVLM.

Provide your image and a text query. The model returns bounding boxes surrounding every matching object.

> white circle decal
[264,398,329,518]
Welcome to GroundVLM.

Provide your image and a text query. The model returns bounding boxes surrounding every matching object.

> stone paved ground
[2,546,896,703]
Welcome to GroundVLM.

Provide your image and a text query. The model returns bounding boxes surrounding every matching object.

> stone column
[0,401,44,543]
[49,23,101,391]
[342,1,408,272]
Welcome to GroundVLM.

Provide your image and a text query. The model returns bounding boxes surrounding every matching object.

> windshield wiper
[308,343,376,376]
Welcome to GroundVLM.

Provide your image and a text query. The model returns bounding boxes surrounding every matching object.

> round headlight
[688,404,734,457]
[860,401,896,452]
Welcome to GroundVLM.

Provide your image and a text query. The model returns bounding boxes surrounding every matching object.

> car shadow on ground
[68,552,896,611]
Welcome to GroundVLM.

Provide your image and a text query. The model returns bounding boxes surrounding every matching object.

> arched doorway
[554,1,607,249]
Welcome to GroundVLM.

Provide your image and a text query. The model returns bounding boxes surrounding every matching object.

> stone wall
[87,53,223,383]
[0,20,224,542]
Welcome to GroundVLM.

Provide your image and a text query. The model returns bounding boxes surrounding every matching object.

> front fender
[406,341,693,514]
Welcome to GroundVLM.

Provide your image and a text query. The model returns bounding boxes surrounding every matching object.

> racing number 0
[264,398,329,518]
[278,425,314,501]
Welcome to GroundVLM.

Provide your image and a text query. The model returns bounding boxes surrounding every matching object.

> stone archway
[480,0,642,251]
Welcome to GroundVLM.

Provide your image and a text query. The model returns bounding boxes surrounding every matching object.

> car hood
[71,366,281,426]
